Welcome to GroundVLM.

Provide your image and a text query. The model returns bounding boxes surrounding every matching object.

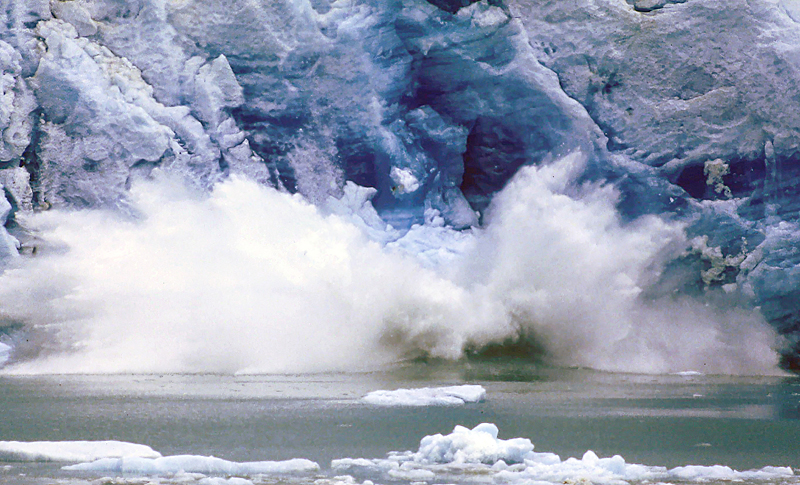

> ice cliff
[1,0,800,371]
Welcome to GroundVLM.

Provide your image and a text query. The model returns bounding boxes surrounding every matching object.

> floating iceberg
[332,423,795,484]
[362,384,486,406]
[415,422,533,464]
[63,455,320,475]
[0,440,319,479]
[0,440,161,462]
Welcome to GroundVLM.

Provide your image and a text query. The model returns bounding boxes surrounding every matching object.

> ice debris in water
[416,423,534,464]
[196,477,255,485]
[0,440,161,462]
[332,423,795,484]
[63,455,320,475]
[362,384,486,406]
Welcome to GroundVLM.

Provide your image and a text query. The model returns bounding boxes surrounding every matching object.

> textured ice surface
[0,342,10,365]
[0,424,796,484]
[0,440,318,480]
[414,423,533,464]
[0,440,161,462]
[513,0,800,339]
[0,186,18,261]
[362,384,486,406]
[332,423,795,485]
[1,0,800,369]
[64,455,320,475]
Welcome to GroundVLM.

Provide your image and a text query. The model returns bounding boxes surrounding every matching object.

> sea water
[1,362,798,485]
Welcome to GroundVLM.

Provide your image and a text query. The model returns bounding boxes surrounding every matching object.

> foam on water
[0,152,785,375]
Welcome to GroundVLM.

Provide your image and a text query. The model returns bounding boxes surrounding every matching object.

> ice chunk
[362,385,485,406]
[0,342,10,366]
[415,423,533,464]
[50,0,97,37]
[189,55,244,127]
[333,423,795,485]
[389,167,420,194]
[386,213,478,269]
[0,40,36,165]
[0,440,161,462]
[670,464,795,481]
[324,181,400,244]
[0,186,19,262]
[0,167,33,212]
[63,455,319,475]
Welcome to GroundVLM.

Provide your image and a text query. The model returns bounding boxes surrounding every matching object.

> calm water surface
[1,363,799,483]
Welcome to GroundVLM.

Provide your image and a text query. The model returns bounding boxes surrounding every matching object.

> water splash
[0,153,784,375]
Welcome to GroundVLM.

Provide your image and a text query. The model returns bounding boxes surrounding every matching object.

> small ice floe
[1,440,319,481]
[362,385,486,406]
[673,371,705,376]
[670,465,795,481]
[63,455,320,475]
[0,440,161,462]
[415,423,534,464]
[332,423,795,485]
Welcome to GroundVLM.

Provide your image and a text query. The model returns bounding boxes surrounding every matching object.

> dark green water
[1,363,799,484]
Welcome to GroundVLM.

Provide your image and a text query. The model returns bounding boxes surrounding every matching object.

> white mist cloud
[0,154,785,375]
[461,152,782,375]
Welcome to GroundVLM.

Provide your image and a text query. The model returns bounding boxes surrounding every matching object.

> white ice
[0,342,10,366]
[389,167,420,194]
[332,423,795,484]
[362,384,486,406]
[63,455,320,475]
[0,440,161,462]
[415,423,534,464]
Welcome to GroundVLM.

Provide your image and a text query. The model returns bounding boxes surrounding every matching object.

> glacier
[0,0,799,373]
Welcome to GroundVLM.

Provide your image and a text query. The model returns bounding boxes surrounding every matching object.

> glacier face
[0,0,799,371]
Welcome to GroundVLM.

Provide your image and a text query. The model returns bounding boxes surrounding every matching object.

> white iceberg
[0,440,161,462]
[332,423,795,484]
[415,423,533,464]
[362,385,486,406]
